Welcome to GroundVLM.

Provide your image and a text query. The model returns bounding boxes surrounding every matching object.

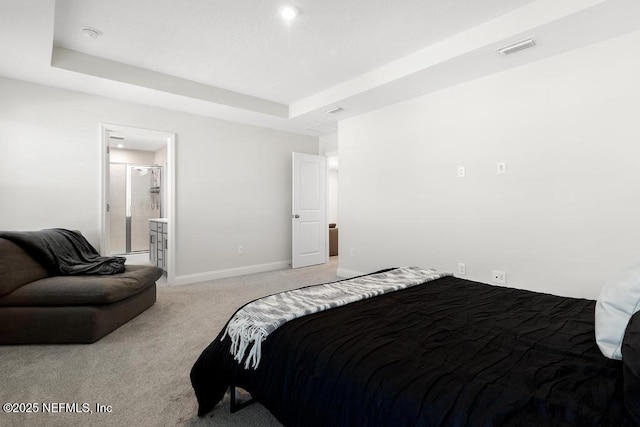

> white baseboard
[170,260,291,286]
[336,267,365,278]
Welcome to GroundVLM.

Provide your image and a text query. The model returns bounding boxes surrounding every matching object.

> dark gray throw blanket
[0,228,125,275]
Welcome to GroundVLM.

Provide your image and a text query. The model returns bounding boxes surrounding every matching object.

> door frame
[99,123,176,284]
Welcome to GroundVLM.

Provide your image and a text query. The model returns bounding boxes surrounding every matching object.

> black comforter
[191,275,632,426]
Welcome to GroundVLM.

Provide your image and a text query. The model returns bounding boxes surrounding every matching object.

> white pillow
[595,261,640,360]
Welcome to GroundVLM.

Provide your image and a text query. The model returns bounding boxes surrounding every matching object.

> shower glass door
[128,166,161,252]
[109,164,161,254]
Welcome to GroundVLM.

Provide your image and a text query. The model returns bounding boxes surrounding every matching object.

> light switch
[497,162,506,175]
[457,263,466,275]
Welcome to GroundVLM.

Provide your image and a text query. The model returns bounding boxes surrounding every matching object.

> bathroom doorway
[100,124,176,282]
[109,162,162,254]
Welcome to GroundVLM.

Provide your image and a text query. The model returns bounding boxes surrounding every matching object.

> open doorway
[326,154,339,259]
[100,124,176,283]
[109,160,162,255]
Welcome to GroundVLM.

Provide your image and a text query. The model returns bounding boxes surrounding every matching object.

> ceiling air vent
[497,38,536,55]
[324,106,344,114]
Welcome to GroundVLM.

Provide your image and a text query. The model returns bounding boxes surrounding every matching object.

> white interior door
[292,152,327,268]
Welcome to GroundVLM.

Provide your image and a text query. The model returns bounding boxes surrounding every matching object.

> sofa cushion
[0,285,157,344]
[0,265,162,306]
[0,238,49,297]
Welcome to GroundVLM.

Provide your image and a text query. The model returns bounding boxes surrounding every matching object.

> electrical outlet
[238,245,244,255]
[457,166,466,178]
[457,263,466,276]
[492,270,506,284]
[350,248,355,257]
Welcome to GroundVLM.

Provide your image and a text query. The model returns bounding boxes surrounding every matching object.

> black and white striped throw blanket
[223,266,451,369]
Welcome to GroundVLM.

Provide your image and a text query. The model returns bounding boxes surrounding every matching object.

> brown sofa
[0,237,163,344]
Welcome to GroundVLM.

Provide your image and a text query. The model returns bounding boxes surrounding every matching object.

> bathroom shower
[108,163,162,255]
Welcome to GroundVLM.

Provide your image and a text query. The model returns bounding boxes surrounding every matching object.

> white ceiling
[2,0,640,136]
[53,0,534,105]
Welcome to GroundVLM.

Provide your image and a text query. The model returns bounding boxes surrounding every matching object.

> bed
[191,268,639,426]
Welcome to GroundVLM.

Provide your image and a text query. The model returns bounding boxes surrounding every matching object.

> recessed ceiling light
[116,143,124,148]
[81,27,101,39]
[279,5,300,21]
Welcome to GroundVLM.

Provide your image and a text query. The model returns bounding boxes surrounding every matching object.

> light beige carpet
[0,258,340,427]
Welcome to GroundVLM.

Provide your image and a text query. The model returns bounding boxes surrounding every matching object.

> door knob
[292,214,300,219]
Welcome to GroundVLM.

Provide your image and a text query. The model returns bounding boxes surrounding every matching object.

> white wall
[319,133,338,155]
[153,146,167,166]
[338,30,640,299]
[0,77,318,283]
[320,133,339,226]
[327,167,339,225]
